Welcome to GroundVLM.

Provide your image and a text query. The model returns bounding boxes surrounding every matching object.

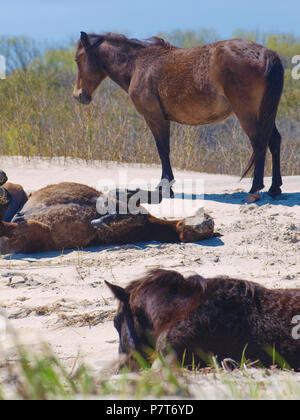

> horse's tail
[241,51,284,179]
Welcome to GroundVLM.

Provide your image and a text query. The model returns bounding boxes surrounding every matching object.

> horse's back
[143,38,278,125]
[12,182,100,225]
[161,38,272,82]
[28,182,100,207]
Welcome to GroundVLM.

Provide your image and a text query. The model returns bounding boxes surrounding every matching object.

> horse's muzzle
[74,90,92,105]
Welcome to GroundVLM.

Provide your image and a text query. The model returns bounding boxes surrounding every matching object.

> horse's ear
[80,32,91,51]
[105,281,129,303]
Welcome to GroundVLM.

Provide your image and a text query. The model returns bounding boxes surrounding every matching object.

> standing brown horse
[73,32,284,202]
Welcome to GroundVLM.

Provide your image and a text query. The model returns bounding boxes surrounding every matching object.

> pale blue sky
[1,0,299,43]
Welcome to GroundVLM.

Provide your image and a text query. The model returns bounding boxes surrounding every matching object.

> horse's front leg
[92,212,150,244]
[144,117,175,198]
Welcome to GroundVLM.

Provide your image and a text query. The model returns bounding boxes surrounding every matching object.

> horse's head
[176,210,215,242]
[106,270,207,365]
[73,32,106,105]
[104,281,144,358]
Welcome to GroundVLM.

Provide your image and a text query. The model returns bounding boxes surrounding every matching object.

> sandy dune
[0,157,299,372]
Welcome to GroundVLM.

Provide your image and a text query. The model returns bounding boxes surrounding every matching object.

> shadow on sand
[203,191,300,207]
[2,235,224,262]
[173,192,300,207]
[173,191,299,207]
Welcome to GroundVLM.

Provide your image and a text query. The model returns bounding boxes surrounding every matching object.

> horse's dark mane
[88,33,174,50]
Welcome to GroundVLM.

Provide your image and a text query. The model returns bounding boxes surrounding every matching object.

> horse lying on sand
[0,171,214,254]
[107,269,300,371]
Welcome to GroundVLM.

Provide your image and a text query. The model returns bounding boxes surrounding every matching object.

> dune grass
[1,336,299,400]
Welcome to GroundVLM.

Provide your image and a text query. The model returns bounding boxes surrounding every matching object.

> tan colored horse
[73,33,284,202]
[0,171,214,254]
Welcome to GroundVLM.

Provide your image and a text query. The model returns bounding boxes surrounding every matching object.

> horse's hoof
[0,187,11,205]
[156,180,175,199]
[156,185,174,199]
[268,187,282,198]
[92,214,128,231]
[246,192,260,203]
[0,171,8,186]
[91,216,114,231]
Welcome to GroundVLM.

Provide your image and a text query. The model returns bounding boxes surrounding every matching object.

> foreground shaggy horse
[74,32,284,202]
[107,269,300,371]
[0,171,214,254]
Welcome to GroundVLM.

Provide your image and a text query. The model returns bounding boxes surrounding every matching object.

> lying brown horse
[107,269,300,371]
[73,32,284,202]
[0,171,214,254]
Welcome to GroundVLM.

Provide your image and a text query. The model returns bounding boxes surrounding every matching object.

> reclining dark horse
[107,269,300,371]
[0,170,214,254]
[73,32,284,202]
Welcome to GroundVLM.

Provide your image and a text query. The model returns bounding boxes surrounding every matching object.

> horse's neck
[101,44,137,92]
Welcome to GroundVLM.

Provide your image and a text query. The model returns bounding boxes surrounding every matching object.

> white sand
[0,157,299,372]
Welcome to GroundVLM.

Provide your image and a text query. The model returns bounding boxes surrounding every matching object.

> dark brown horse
[107,269,300,371]
[73,32,284,202]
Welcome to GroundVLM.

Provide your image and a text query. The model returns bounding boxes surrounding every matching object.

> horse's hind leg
[244,120,282,200]
[234,114,268,200]
[250,132,268,197]
[224,77,278,201]
[268,125,282,197]
[0,220,54,254]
